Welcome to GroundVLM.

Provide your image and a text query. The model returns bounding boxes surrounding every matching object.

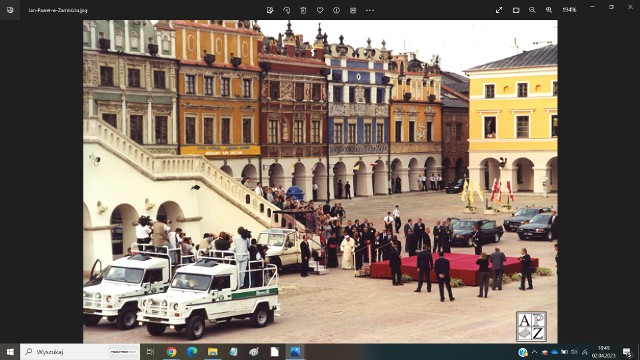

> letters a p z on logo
[516,311,547,342]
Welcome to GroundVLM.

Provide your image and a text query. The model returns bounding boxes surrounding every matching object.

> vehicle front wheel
[466,237,473,247]
[547,231,554,241]
[251,304,269,328]
[494,233,501,243]
[186,315,205,340]
[518,234,526,240]
[270,256,282,272]
[146,323,166,336]
[83,314,101,326]
[117,307,138,330]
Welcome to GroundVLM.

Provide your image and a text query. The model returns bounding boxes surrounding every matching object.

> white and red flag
[490,178,499,201]
[506,180,515,202]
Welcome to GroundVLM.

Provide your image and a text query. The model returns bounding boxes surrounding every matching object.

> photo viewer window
[3,2,637,360]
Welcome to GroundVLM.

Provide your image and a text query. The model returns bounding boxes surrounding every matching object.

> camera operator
[233,226,251,289]
[135,216,152,250]
[151,217,171,254]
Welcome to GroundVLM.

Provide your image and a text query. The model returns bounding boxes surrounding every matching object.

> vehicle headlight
[522,221,529,225]
[535,228,545,233]
[95,292,101,299]
[83,291,87,297]
[106,295,112,303]
[161,300,168,307]
[172,303,179,311]
[142,299,147,307]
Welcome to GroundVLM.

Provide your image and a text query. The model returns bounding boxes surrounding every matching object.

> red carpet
[369,252,539,286]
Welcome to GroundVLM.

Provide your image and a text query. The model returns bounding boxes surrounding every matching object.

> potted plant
[484,198,496,215]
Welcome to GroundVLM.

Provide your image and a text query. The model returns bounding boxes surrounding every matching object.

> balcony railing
[264,144,324,158]
[329,143,389,156]
[329,103,389,118]
[390,141,441,154]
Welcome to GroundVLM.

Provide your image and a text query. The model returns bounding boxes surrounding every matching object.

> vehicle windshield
[529,214,552,224]
[257,233,285,247]
[104,266,144,284]
[514,208,540,217]
[452,220,476,231]
[171,273,212,291]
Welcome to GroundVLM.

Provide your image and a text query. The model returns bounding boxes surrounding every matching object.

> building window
[102,113,117,128]
[455,123,462,141]
[484,117,496,138]
[268,120,279,143]
[185,116,196,144]
[185,75,195,94]
[294,120,304,143]
[221,78,230,97]
[347,123,356,144]
[204,76,213,95]
[395,121,402,142]
[153,70,166,89]
[553,81,558,96]
[221,118,230,144]
[426,122,433,142]
[312,120,320,143]
[203,117,214,144]
[333,86,343,102]
[243,79,252,98]
[376,123,384,143]
[349,87,356,103]
[334,123,343,144]
[242,118,252,144]
[295,83,304,101]
[312,84,321,102]
[270,81,280,99]
[130,115,143,144]
[364,88,371,103]
[100,66,114,86]
[551,115,558,137]
[363,123,372,143]
[376,88,385,104]
[517,83,528,97]
[83,25,90,46]
[155,116,168,144]
[128,68,141,88]
[516,116,529,138]
[485,84,495,98]
[408,121,415,142]
[444,124,451,142]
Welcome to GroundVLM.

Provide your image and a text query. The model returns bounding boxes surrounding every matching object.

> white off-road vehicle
[256,209,324,272]
[136,250,280,340]
[82,246,182,330]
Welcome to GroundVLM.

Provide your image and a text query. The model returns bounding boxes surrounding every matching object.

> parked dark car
[517,213,556,241]
[445,178,465,193]
[503,206,552,232]
[450,218,504,247]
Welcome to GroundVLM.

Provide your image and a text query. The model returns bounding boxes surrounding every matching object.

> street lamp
[499,157,507,168]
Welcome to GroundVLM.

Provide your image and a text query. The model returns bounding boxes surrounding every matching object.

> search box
[21,344,139,360]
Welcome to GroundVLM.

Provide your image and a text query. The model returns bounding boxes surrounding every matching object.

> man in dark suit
[388,240,403,286]
[404,219,413,239]
[472,225,482,255]
[405,228,417,256]
[434,251,455,302]
[489,246,507,290]
[550,211,559,239]
[432,220,442,253]
[300,235,311,277]
[322,201,331,217]
[382,230,394,260]
[414,245,434,292]
[413,218,426,251]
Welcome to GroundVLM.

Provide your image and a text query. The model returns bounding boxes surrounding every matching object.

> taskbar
[0,343,637,360]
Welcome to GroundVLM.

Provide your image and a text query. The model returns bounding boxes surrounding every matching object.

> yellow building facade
[174,20,262,180]
[465,44,558,195]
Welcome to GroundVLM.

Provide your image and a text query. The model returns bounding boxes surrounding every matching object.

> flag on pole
[476,180,484,202]
[354,164,360,171]
[461,178,468,202]
[506,180,515,202]
[490,178,498,201]
[468,180,475,204]
[498,180,502,202]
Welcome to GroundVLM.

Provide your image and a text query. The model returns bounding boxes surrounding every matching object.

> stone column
[297,174,313,202]
[316,173,329,201]
[121,94,127,136]
[109,20,115,51]
[533,166,550,194]
[147,98,153,144]
[408,167,422,191]
[124,20,130,52]
[90,21,97,49]
[354,171,373,197]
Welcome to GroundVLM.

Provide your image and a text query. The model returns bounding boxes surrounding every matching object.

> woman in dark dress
[476,252,490,298]
[326,232,340,268]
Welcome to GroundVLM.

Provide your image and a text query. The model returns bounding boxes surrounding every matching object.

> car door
[480,221,495,244]
[280,233,298,266]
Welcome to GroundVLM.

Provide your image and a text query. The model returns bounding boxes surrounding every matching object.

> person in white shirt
[430,174,437,191]
[392,205,402,234]
[233,226,251,288]
[135,216,152,251]
[255,182,264,197]
[384,211,394,233]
